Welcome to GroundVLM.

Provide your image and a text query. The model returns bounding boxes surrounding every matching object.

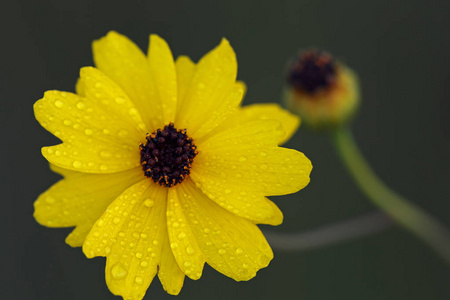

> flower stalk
[332,126,450,264]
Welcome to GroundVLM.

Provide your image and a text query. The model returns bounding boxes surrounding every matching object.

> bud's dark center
[140,123,197,187]
[288,50,336,94]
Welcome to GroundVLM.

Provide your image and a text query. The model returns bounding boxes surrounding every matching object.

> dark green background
[2,0,449,299]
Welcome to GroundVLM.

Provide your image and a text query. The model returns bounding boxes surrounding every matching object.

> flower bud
[283,49,360,130]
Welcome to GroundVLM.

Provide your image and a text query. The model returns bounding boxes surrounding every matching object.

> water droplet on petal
[144,199,154,208]
[76,101,85,109]
[140,261,148,268]
[111,264,127,279]
[135,252,143,259]
[218,249,226,255]
[235,248,243,255]
[134,276,143,284]
[118,129,128,138]
[45,196,55,204]
[72,161,82,168]
[115,97,126,104]
[54,100,64,108]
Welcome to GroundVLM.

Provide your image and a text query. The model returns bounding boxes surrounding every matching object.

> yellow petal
[158,230,185,295]
[83,180,168,300]
[176,39,241,139]
[35,67,147,173]
[147,34,177,124]
[210,103,300,145]
[175,55,195,114]
[191,119,312,224]
[92,31,164,132]
[177,179,273,281]
[236,80,247,98]
[34,167,143,247]
[167,188,206,280]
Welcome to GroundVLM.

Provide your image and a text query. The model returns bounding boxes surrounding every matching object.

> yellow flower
[34,31,312,300]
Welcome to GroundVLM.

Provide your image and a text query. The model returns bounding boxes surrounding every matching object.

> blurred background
[2,0,449,299]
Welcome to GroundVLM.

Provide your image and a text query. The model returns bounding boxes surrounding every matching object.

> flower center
[139,123,197,187]
[287,49,336,94]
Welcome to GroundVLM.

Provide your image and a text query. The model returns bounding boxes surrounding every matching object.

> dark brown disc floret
[139,123,197,187]
[287,49,337,94]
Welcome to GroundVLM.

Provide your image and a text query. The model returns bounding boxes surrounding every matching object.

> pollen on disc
[139,123,197,187]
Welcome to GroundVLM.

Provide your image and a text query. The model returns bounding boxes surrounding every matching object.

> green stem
[332,126,450,264]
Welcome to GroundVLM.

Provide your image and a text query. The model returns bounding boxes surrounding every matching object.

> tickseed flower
[34,31,312,300]
[284,49,360,129]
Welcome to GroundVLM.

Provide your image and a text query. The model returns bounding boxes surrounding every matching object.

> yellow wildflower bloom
[34,31,312,300]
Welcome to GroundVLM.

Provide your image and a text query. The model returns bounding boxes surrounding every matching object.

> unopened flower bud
[283,49,360,130]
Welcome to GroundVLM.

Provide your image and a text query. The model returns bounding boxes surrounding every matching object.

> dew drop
[225,189,232,194]
[84,128,93,135]
[54,100,64,108]
[135,252,143,259]
[45,196,55,204]
[177,232,186,239]
[170,242,179,249]
[203,228,210,234]
[115,97,126,104]
[140,261,148,268]
[63,119,72,126]
[144,199,154,208]
[186,246,194,255]
[111,264,127,279]
[76,101,85,109]
[99,164,108,171]
[129,108,138,116]
[134,276,143,285]
[184,261,192,267]
[97,220,105,227]
[218,249,226,255]
[72,161,82,168]
[118,129,129,137]
[235,248,243,255]
[99,150,112,158]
